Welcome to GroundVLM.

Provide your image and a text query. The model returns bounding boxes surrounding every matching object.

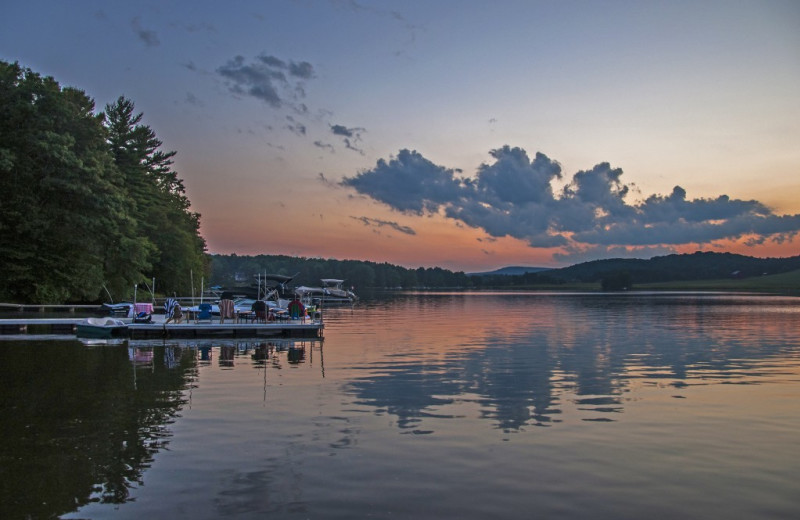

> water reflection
[342,293,800,433]
[0,341,190,519]
[1,294,798,519]
[0,338,322,520]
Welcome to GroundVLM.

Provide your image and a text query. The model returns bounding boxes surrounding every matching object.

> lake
[1,292,799,519]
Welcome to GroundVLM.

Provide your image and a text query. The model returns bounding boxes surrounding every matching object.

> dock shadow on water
[1,293,799,519]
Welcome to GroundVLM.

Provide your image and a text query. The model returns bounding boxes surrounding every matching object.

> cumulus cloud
[351,216,416,236]
[217,53,314,109]
[341,146,800,256]
[342,149,468,214]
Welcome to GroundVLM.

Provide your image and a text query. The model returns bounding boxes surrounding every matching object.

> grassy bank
[483,269,800,294]
[634,269,800,294]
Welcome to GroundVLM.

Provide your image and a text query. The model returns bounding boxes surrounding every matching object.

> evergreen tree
[0,62,152,303]
[103,97,207,296]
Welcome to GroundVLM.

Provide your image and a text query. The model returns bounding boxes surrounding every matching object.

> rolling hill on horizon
[547,251,800,283]
[465,252,800,292]
[467,266,551,276]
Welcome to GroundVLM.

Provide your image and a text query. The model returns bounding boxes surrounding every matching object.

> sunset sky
[3,0,799,272]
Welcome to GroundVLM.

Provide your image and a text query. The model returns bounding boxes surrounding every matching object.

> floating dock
[0,316,324,339]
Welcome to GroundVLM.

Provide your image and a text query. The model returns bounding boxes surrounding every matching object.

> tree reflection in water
[0,341,193,519]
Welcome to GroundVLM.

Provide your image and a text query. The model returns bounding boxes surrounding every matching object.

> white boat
[322,279,357,302]
[296,279,357,305]
[76,317,128,338]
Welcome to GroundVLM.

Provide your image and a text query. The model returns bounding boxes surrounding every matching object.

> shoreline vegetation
[1,61,207,306]
[208,252,800,297]
[461,271,800,295]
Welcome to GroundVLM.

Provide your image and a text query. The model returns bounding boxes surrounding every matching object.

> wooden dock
[0,317,324,339]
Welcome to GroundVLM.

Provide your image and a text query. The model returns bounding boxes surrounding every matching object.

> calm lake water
[2,292,799,519]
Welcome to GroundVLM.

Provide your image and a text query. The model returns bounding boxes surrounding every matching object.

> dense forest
[209,254,472,292]
[0,61,207,304]
[208,251,800,293]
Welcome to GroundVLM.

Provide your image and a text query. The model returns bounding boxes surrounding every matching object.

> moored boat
[321,279,358,303]
[102,302,133,317]
[76,317,128,338]
[296,279,357,305]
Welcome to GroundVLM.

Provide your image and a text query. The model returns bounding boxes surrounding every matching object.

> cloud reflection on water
[339,293,800,433]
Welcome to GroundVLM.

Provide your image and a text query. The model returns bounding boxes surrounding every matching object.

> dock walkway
[0,314,324,339]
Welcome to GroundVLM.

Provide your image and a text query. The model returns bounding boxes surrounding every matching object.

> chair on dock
[219,299,235,323]
[252,300,268,323]
[196,303,213,323]
[288,297,306,322]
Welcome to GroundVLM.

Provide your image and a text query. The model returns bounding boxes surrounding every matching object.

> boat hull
[76,324,128,338]
[76,318,129,338]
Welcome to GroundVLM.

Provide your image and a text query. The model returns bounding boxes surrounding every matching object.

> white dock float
[0,317,324,339]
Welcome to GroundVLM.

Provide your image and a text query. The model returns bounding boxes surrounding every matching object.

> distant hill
[468,266,551,276]
[546,251,800,284]
[637,268,800,292]
[465,252,800,292]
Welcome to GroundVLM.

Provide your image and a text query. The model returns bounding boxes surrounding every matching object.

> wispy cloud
[330,0,420,49]
[285,115,306,136]
[331,124,366,155]
[217,53,314,109]
[351,216,416,236]
[131,17,160,47]
[314,141,335,153]
[185,92,203,107]
[341,146,800,260]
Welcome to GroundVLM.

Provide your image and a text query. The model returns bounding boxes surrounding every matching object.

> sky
[3,0,799,272]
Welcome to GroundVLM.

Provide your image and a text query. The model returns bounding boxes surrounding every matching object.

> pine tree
[103,96,207,296]
[0,62,152,303]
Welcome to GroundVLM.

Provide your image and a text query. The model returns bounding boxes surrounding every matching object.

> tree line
[0,61,207,304]
[467,251,800,290]
[209,254,472,291]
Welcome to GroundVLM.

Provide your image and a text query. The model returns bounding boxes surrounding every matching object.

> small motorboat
[76,317,129,338]
[102,302,133,317]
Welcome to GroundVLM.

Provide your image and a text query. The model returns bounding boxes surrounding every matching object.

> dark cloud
[289,61,314,79]
[331,124,354,137]
[341,146,800,256]
[217,53,314,109]
[553,245,678,265]
[131,17,159,47]
[351,216,416,236]
[341,149,467,214]
[330,124,366,155]
[314,141,335,153]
